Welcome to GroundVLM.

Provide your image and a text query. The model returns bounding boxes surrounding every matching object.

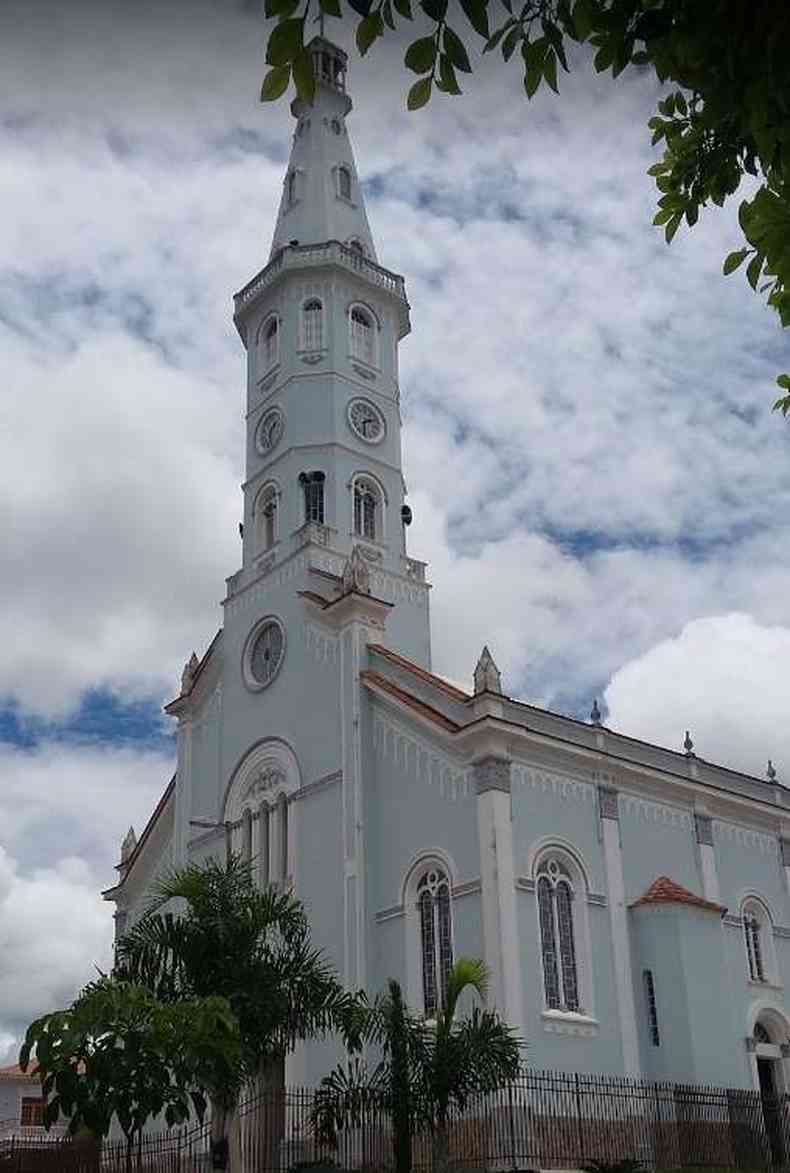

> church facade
[104,38,790,1098]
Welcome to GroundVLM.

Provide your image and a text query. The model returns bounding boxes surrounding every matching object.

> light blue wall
[619,797,699,904]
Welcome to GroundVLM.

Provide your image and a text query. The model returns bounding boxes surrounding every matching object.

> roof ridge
[367,643,470,702]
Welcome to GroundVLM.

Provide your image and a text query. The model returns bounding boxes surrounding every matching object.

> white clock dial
[348,398,385,444]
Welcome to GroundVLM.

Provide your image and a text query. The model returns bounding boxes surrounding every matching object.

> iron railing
[1,1069,788,1172]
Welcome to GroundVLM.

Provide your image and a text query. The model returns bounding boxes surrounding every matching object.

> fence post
[574,1073,584,1163]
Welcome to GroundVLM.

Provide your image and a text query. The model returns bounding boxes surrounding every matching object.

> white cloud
[0,741,172,1062]
[604,614,790,777]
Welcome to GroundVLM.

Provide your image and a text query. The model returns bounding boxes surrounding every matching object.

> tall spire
[269,38,378,262]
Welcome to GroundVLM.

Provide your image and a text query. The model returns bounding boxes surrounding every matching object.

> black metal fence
[1,1069,789,1172]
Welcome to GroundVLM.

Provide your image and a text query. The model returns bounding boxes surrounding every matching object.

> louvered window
[350,306,375,365]
[302,299,324,351]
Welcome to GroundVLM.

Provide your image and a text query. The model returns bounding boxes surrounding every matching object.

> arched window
[353,477,380,541]
[338,165,352,200]
[537,857,580,1012]
[258,315,279,372]
[417,868,453,1018]
[742,898,774,983]
[300,470,325,525]
[349,305,375,366]
[302,299,324,351]
[755,1022,772,1045]
[254,484,278,552]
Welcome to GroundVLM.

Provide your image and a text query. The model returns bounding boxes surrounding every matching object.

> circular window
[348,398,385,444]
[256,408,284,455]
[244,618,285,691]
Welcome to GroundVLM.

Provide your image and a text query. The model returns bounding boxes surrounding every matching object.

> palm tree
[314,958,522,1173]
[115,854,360,1169]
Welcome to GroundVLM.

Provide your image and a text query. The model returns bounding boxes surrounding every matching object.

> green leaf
[746,253,764,291]
[738,199,752,234]
[524,60,542,98]
[356,12,384,55]
[319,0,342,15]
[646,162,669,176]
[653,207,674,226]
[292,49,315,102]
[665,212,682,243]
[382,0,396,30]
[405,35,437,72]
[437,53,462,93]
[420,0,447,20]
[407,75,432,110]
[459,0,489,39]
[443,26,472,72]
[393,0,413,17]
[572,0,595,41]
[777,374,790,390]
[501,25,521,61]
[593,41,614,72]
[685,203,699,227]
[483,24,508,52]
[260,65,292,101]
[542,19,568,70]
[723,249,749,275]
[264,0,300,15]
[543,48,559,92]
[266,18,304,66]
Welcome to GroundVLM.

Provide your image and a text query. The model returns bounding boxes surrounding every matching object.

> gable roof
[360,670,460,732]
[630,875,726,915]
[367,644,470,702]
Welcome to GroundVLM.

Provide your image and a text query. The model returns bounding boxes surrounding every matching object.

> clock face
[248,620,285,688]
[256,408,284,455]
[348,398,385,444]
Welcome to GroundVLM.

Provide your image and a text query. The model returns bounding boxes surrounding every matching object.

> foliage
[19,977,239,1150]
[115,855,360,1084]
[313,959,522,1173]
[261,0,790,410]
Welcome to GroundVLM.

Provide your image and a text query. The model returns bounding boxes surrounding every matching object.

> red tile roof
[630,875,726,914]
[367,644,470,702]
[360,670,461,732]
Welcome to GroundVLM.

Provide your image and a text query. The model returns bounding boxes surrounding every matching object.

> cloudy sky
[1,0,789,1062]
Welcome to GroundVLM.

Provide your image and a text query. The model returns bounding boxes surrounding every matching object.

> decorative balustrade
[234,241,408,317]
[293,521,333,551]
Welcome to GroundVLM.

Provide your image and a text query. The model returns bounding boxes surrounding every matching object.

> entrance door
[757,1057,784,1166]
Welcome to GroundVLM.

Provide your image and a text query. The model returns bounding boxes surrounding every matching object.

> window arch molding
[300,297,325,352]
[530,841,595,1018]
[335,164,353,202]
[256,312,280,373]
[223,737,300,891]
[252,479,281,553]
[349,470,387,544]
[739,892,778,986]
[401,849,458,1016]
[347,301,380,368]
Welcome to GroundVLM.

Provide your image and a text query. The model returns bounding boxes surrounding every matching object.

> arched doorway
[749,1011,790,1166]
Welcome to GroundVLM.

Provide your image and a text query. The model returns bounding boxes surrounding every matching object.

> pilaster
[597,782,640,1076]
[174,715,193,866]
[474,756,523,1036]
[694,807,720,903]
[780,834,790,904]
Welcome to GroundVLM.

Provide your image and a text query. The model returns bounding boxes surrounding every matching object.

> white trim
[252,480,281,553]
[741,894,779,986]
[299,296,325,352]
[348,301,380,369]
[241,615,286,693]
[601,817,641,1075]
[349,470,387,544]
[699,842,720,903]
[255,311,280,375]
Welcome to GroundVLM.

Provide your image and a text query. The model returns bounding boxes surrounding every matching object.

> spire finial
[474,646,502,695]
[120,826,137,863]
[590,699,602,726]
[767,759,778,783]
[683,730,695,757]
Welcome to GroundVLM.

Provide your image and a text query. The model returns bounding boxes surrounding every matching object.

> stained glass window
[417,869,453,1018]
[537,859,581,1013]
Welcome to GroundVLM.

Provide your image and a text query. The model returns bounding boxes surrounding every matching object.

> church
[104,36,790,1100]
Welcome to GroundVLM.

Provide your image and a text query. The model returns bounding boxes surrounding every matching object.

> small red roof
[631,875,726,914]
[0,1063,38,1080]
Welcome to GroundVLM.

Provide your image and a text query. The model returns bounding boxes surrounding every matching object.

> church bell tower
[228,36,430,666]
